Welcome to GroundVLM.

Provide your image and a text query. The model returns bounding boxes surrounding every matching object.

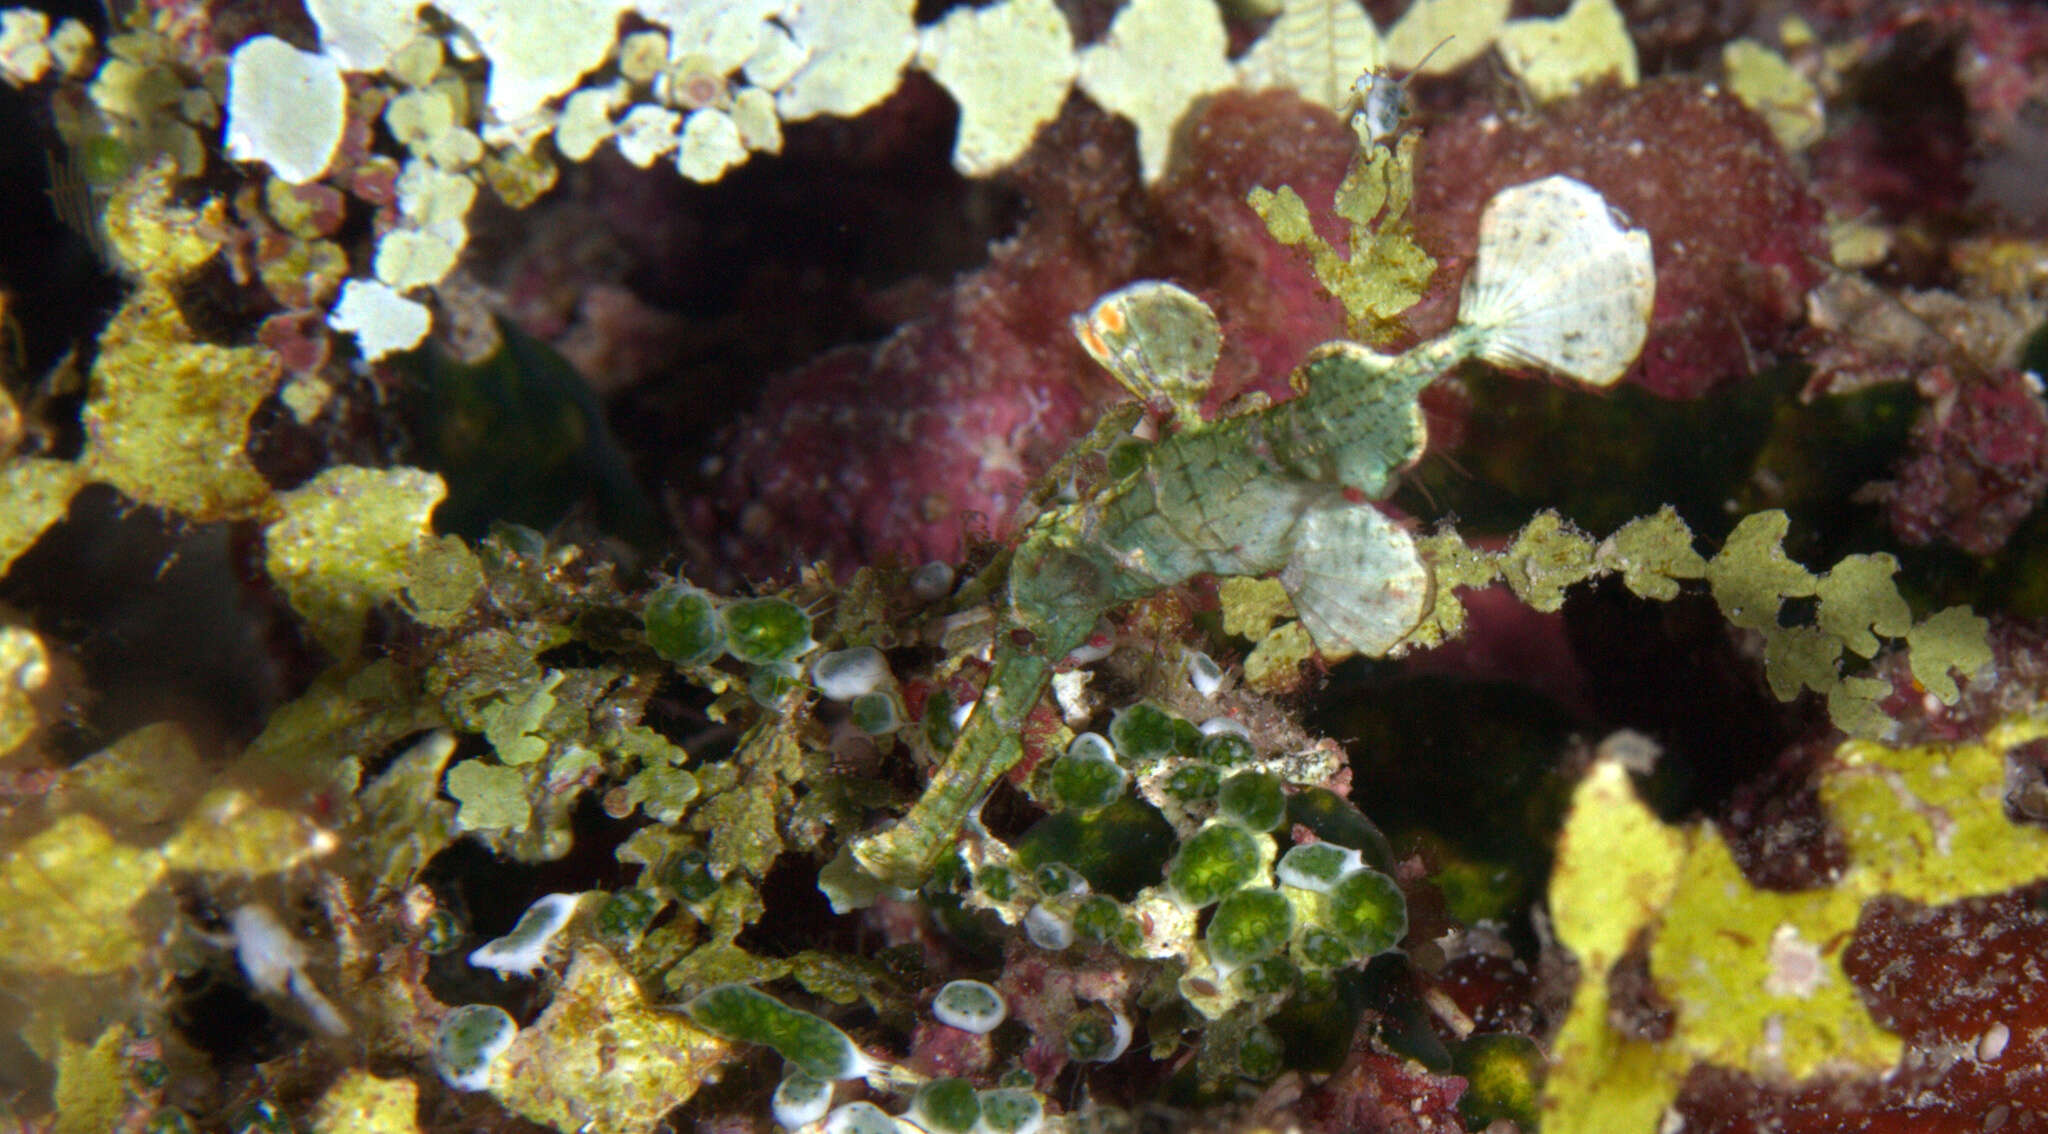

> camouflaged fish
[851,175,1656,891]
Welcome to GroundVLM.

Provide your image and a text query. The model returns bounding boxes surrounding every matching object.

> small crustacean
[848,173,1656,894]
[1344,38,1454,147]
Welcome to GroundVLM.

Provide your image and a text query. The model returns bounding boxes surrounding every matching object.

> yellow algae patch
[1495,0,1637,104]
[52,1024,134,1134]
[1384,0,1508,74]
[162,786,337,875]
[1543,761,1690,1134]
[1651,831,1887,1077]
[0,458,88,577]
[1543,719,2048,1134]
[63,721,208,828]
[1724,39,1824,152]
[310,1070,421,1134]
[494,946,732,1134]
[83,168,279,521]
[264,466,483,657]
[0,813,164,975]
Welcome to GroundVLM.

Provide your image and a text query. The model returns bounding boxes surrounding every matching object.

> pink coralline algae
[1296,1045,1469,1134]
[1871,365,2048,555]
[688,93,1358,578]
[686,104,1145,577]
[1412,78,1829,400]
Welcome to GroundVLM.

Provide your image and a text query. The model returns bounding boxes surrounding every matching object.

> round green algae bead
[1168,822,1261,907]
[421,908,464,954]
[978,1088,1044,1134]
[748,662,803,707]
[1325,868,1407,956]
[1217,771,1286,831]
[665,849,719,903]
[773,1069,833,1128]
[1206,887,1294,969]
[849,691,901,735]
[914,1078,983,1134]
[1165,763,1221,802]
[1235,956,1299,997]
[1064,893,1111,936]
[1238,1025,1284,1080]
[932,980,1007,1034]
[1453,1033,1545,1130]
[811,646,889,700]
[1296,928,1352,969]
[643,583,724,664]
[435,1003,518,1090]
[1109,702,1180,763]
[1275,842,1357,892]
[1197,729,1256,767]
[1065,1005,1126,1062]
[596,888,661,940]
[1033,862,1086,896]
[1051,745,1128,811]
[721,596,813,665]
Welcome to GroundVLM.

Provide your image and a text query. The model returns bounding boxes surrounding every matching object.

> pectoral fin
[1279,500,1432,659]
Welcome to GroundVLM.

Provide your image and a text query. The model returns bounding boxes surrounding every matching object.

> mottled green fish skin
[850,327,1484,890]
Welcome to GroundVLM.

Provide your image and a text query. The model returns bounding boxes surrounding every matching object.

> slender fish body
[851,175,1655,891]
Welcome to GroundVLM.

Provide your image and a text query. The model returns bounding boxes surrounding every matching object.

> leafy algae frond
[1248,132,1436,344]
[1397,507,1988,736]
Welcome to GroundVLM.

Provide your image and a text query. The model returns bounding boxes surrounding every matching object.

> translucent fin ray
[1279,499,1431,658]
[1458,175,1655,388]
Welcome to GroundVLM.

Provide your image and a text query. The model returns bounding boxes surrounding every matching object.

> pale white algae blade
[225,36,347,185]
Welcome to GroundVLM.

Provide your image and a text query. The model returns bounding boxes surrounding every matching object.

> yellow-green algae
[1723,37,1825,152]
[0,457,88,577]
[1408,508,1988,737]
[83,166,278,521]
[310,1069,421,1134]
[0,622,55,760]
[0,782,333,978]
[1,164,484,685]
[63,720,209,828]
[1493,0,1638,103]
[1218,576,1296,641]
[1543,717,2048,1133]
[0,813,165,975]
[51,1024,134,1134]
[1249,133,1435,344]
[265,465,485,657]
[492,947,731,1133]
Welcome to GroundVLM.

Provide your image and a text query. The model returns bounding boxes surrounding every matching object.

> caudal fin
[1457,176,1655,388]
